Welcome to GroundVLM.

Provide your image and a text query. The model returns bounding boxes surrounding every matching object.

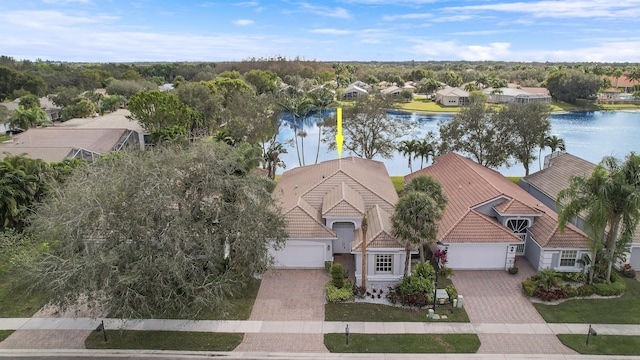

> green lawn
[506,176,522,184]
[0,134,9,142]
[533,276,640,323]
[396,99,460,113]
[558,334,640,355]
[390,176,405,194]
[85,330,243,351]
[597,103,640,110]
[0,330,14,342]
[0,262,47,318]
[326,301,469,323]
[325,333,480,353]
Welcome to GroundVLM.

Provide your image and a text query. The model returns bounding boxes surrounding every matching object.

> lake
[276,110,640,177]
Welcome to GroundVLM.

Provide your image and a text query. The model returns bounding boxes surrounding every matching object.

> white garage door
[446,243,508,270]
[630,247,640,270]
[270,240,326,268]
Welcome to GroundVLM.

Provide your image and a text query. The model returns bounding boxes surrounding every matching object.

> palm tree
[557,152,640,283]
[538,135,566,170]
[397,140,418,173]
[263,141,287,180]
[405,175,448,213]
[297,129,308,166]
[392,192,443,274]
[279,93,313,167]
[308,88,336,164]
[6,107,50,130]
[414,137,435,169]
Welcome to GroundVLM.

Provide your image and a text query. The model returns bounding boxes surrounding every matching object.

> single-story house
[607,75,640,93]
[519,152,640,270]
[435,87,469,107]
[0,127,140,163]
[380,85,403,97]
[3,97,61,122]
[343,83,369,100]
[271,157,411,287]
[600,88,622,99]
[406,152,589,272]
[482,87,551,104]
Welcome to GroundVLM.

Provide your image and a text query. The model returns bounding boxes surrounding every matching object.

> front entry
[332,222,355,254]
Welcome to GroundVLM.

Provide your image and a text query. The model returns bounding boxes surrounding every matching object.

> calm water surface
[276,110,640,177]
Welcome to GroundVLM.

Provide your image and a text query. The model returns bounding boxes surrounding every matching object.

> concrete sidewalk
[1,318,639,336]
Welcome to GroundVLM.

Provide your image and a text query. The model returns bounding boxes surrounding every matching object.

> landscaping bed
[85,330,243,351]
[324,333,480,353]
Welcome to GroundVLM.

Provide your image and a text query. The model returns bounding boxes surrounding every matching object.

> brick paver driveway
[451,258,575,355]
[235,269,329,353]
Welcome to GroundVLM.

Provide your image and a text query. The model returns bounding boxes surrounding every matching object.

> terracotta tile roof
[607,75,640,88]
[442,210,522,243]
[522,153,596,201]
[322,182,365,217]
[284,197,336,238]
[494,198,542,216]
[352,205,405,251]
[406,152,588,248]
[530,214,587,248]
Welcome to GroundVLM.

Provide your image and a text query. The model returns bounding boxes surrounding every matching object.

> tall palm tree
[308,88,336,164]
[538,135,566,170]
[414,137,435,169]
[263,141,287,180]
[279,93,313,167]
[405,175,448,213]
[397,140,418,173]
[392,192,443,274]
[557,152,640,283]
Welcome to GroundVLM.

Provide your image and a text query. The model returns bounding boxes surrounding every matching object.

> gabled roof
[322,182,365,217]
[284,197,336,238]
[352,205,404,250]
[406,152,588,248]
[275,157,399,242]
[522,153,596,201]
[436,87,469,97]
[441,209,522,243]
[493,198,542,216]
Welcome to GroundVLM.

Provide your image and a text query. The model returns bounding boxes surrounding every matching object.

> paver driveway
[235,269,329,353]
[452,258,575,355]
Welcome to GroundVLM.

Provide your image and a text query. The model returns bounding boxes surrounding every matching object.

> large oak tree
[23,141,288,319]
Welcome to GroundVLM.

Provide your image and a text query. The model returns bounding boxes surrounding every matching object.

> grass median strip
[557,334,640,356]
[325,333,479,353]
[0,330,14,342]
[85,330,243,351]
[533,276,640,323]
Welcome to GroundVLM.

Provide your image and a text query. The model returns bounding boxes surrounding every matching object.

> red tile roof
[406,152,588,248]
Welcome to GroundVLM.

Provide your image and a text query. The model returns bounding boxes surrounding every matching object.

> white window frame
[375,254,393,274]
[560,250,578,267]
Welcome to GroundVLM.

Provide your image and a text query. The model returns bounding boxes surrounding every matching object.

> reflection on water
[278,110,640,177]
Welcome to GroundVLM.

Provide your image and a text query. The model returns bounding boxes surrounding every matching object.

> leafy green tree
[19,94,40,110]
[48,86,82,108]
[324,94,414,159]
[174,82,224,137]
[438,93,510,169]
[544,70,603,104]
[497,102,551,176]
[22,141,288,319]
[557,152,640,283]
[0,105,10,124]
[127,90,195,142]
[392,191,443,274]
[417,78,443,96]
[100,95,126,113]
[244,69,280,95]
[106,79,156,99]
[59,99,97,121]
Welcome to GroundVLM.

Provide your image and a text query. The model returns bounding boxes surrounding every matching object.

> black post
[433,260,439,312]
[101,320,107,342]
[585,324,596,347]
[345,324,349,347]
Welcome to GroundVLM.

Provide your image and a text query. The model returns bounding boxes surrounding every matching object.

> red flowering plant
[433,248,452,276]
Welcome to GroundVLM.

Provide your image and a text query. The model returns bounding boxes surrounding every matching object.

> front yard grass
[533,276,640,324]
[324,333,480,353]
[85,330,242,351]
[326,302,469,322]
[0,330,14,342]
[396,98,460,113]
[390,176,405,194]
[0,260,47,318]
[557,334,640,356]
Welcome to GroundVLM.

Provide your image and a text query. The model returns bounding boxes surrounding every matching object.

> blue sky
[1,0,640,62]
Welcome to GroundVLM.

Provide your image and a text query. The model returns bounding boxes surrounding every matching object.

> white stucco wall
[354,249,408,288]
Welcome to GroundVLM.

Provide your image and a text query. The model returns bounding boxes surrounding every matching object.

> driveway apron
[235,269,329,353]
[451,259,575,354]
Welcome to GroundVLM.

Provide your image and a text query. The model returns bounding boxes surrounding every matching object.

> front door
[332,222,355,254]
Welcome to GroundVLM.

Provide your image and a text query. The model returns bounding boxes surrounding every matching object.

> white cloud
[409,40,513,60]
[233,19,254,26]
[444,0,640,19]
[297,2,351,19]
[311,28,353,35]
[234,1,259,6]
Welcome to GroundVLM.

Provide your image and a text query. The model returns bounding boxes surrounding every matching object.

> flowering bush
[433,248,448,266]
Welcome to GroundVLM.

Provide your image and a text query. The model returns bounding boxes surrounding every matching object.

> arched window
[506,219,529,235]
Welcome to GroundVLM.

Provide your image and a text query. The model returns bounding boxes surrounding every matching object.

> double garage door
[446,243,508,270]
[270,240,327,268]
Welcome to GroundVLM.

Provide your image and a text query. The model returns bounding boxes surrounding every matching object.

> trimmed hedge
[522,279,537,297]
[593,273,626,296]
[326,281,353,303]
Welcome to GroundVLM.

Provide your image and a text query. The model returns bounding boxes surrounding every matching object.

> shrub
[534,288,568,301]
[445,284,458,301]
[326,282,353,303]
[413,262,435,280]
[397,274,431,297]
[621,264,636,278]
[534,268,562,291]
[561,272,587,283]
[330,263,344,288]
[508,266,519,275]
[521,279,537,297]
[439,267,453,278]
[577,284,596,296]
[563,285,579,298]
[593,273,626,296]
[324,261,332,274]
